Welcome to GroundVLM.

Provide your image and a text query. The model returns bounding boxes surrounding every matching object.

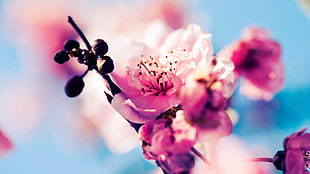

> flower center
[135,55,176,96]
[133,49,194,96]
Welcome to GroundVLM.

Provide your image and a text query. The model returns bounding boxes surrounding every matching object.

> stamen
[160,83,164,91]
[134,49,192,96]
[154,62,159,67]
[140,61,151,73]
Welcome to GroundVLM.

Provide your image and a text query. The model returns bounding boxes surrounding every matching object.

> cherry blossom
[178,57,234,141]
[110,24,214,121]
[138,110,197,173]
[219,26,284,100]
[139,111,197,159]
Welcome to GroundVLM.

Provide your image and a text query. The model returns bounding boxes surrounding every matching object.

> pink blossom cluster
[139,113,196,173]
[219,26,284,100]
[49,13,305,174]
[109,24,235,173]
[101,23,288,173]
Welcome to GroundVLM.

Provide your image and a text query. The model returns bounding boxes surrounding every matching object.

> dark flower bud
[98,56,114,74]
[69,49,82,58]
[65,76,85,97]
[77,55,85,64]
[273,150,286,171]
[54,50,70,64]
[85,53,97,69]
[92,39,108,56]
[64,40,80,51]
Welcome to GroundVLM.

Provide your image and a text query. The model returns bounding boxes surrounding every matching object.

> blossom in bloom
[219,26,284,100]
[138,110,197,173]
[0,128,13,157]
[139,111,197,159]
[111,24,214,121]
[178,57,234,140]
[282,129,310,174]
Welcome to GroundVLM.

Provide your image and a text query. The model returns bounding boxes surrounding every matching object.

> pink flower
[139,111,197,160]
[0,128,13,158]
[178,58,234,140]
[219,26,284,100]
[283,129,310,174]
[138,111,197,174]
[111,24,214,119]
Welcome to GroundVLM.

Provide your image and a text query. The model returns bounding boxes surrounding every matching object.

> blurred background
[0,0,310,173]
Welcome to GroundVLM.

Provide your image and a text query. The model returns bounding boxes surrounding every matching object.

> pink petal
[111,93,157,123]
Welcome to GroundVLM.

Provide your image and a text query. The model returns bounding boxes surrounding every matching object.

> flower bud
[65,76,85,97]
[54,50,70,64]
[98,56,114,74]
[92,39,108,56]
[273,150,286,171]
[64,40,80,51]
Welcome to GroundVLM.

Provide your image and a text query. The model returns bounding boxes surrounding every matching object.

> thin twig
[68,16,92,50]
[191,147,210,165]
[246,157,273,163]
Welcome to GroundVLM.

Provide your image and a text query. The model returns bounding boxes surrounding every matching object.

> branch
[191,147,210,165]
[68,16,92,50]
